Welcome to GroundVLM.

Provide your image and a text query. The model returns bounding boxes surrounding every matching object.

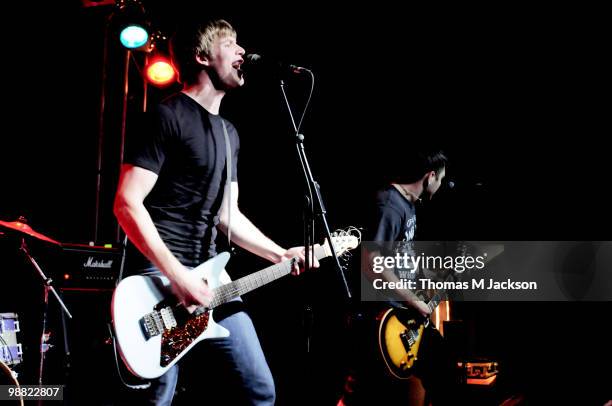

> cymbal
[0,218,60,245]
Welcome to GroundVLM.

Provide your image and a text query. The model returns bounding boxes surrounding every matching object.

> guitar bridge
[141,310,165,340]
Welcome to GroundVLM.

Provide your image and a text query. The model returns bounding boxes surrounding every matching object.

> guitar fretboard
[209,245,326,309]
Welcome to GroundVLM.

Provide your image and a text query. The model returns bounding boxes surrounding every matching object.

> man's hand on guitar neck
[280,245,321,276]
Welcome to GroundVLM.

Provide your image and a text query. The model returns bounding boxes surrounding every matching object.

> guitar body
[111,252,232,379]
[378,307,426,379]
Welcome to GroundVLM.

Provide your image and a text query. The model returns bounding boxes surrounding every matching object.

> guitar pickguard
[160,310,210,367]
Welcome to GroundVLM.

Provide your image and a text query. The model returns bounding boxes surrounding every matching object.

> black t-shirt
[125,92,239,269]
[370,186,416,243]
[368,186,418,308]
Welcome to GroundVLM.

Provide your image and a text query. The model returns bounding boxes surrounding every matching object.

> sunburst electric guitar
[112,230,360,379]
[377,290,445,379]
[378,242,502,379]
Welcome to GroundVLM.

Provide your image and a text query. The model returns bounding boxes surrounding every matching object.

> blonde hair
[195,19,236,59]
[170,19,236,84]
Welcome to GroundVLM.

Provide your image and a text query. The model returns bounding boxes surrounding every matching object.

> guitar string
[212,260,293,306]
[158,239,351,330]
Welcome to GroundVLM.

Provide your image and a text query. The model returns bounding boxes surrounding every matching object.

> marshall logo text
[83,257,114,269]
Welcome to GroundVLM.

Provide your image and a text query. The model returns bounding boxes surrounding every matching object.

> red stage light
[146,59,175,86]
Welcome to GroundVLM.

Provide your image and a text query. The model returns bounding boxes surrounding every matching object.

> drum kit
[1,313,24,406]
[0,217,73,398]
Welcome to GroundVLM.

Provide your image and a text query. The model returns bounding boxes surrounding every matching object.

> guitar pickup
[160,307,177,330]
[400,330,415,350]
[140,307,178,340]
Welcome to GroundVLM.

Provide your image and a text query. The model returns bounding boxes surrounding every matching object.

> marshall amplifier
[57,243,123,291]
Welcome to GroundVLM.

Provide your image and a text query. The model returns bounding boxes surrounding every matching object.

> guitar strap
[221,119,232,248]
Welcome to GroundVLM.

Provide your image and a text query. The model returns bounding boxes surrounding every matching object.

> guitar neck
[209,245,327,309]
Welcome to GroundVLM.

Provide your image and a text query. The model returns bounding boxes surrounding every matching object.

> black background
[1,1,610,404]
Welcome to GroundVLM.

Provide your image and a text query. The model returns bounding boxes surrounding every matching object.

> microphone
[447,180,484,190]
[243,53,309,75]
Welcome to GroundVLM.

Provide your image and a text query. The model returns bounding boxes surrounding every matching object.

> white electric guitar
[111,229,360,379]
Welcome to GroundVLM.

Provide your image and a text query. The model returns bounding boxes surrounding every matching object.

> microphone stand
[279,78,351,303]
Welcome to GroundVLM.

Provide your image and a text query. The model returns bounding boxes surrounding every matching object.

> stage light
[143,32,176,87]
[81,0,115,8]
[146,58,176,86]
[114,0,150,50]
[120,25,148,49]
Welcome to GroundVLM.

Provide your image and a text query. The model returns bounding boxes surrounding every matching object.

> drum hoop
[0,359,24,406]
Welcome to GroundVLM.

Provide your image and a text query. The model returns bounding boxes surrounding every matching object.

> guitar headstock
[322,227,361,258]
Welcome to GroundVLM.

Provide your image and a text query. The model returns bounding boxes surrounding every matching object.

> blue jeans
[125,269,275,405]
